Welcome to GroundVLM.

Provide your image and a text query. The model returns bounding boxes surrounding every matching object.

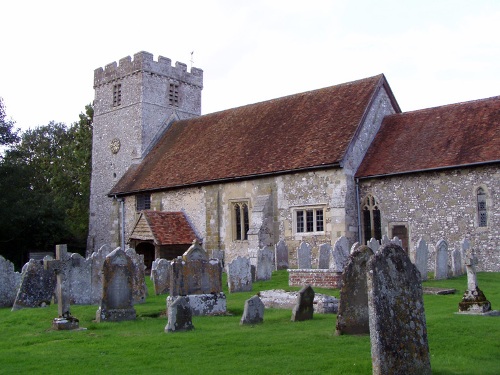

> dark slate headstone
[240,295,265,325]
[274,240,289,271]
[335,245,374,335]
[165,296,194,333]
[367,243,431,375]
[291,285,315,322]
[96,248,136,322]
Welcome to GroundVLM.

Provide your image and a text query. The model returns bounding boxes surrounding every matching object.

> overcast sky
[2,0,500,131]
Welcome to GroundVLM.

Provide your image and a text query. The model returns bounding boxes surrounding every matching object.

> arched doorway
[135,242,155,271]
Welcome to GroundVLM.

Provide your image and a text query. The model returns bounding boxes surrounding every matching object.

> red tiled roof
[111,75,390,195]
[356,96,500,178]
[138,211,196,245]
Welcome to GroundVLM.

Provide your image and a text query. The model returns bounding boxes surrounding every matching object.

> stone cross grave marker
[434,239,448,280]
[458,249,491,313]
[43,244,80,330]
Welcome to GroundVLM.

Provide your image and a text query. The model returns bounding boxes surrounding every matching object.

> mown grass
[0,271,499,374]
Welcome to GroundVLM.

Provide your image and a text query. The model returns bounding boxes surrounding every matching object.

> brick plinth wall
[288,269,343,289]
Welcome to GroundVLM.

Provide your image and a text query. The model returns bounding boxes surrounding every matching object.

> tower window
[477,187,487,227]
[232,202,249,241]
[168,83,179,106]
[362,194,382,243]
[136,194,151,211]
[113,84,122,107]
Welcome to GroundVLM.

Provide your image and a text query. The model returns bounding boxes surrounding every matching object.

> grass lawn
[0,271,499,374]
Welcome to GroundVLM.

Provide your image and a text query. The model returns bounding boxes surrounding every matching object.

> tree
[0,97,19,145]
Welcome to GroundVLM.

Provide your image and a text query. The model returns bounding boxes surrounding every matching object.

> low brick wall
[288,269,342,289]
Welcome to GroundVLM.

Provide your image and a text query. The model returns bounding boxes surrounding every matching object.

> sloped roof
[111,74,394,195]
[129,211,196,245]
[356,96,500,178]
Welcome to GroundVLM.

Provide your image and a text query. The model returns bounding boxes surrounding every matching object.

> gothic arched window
[477,187,487,227]
[233,202,249,241]
[362,194,382,243]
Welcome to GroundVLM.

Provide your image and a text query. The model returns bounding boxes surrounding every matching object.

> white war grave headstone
[434,239,448,280]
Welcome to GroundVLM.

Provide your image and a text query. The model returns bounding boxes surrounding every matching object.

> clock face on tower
[110,138,121,154]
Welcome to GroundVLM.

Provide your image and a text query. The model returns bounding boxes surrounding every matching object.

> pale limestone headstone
[255,247,273,281]
[318,243,331,269]
[227,256,252,293]
[0,255,21,308]
[461,238,470,274]
[125,248,148,303]
[458,249,491,313]
[367,243,431,375]
[182,239,208,261]
[381,235,390,245]
[96,248,136,322]
[291,285,315,321]
[240,295,265,325]
[151,258,170,295]
[68,253,92,305]
[297,241,312,269]
[335,245,374,335]
[451,248,462,277]
[414,238,428,281]
[165,296,194,333]
[274,240,289,270]
[367,238,380,253]
[391,236,402,247]
[350,242,361,254]
[434,239,448,280]
[329,236,349,272]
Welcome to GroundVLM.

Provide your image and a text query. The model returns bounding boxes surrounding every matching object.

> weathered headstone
[125,248,148,303]
[68,253,92,305]
[381,235,390,245]
[434,239,448,280]
[151,258,170,295]
[367,243,431,375]
[0,256,21,308]
[391,236,402,247]
[43,245,80,330]
[255,247,273,281]
[291,285,315,322]
[183,239,208,261]
[227,256,252,292]
[451,248,463,277]
[240,295,265,325]
[211,249,225,265]
[461,238,470,274]
[458,249,491,313]
[90,244,113,304]
[350,242,361,254]
[329,236,349,272]
[318,243,331,269]
[12,258,56,311]
[297,241,312,269]
[275,240,289,270]
[165,296,194,333]
[169,257,222,296]
[335,245,374,335]
[413,238,428,281]
[96,248,136,322]
[367,237,380,253]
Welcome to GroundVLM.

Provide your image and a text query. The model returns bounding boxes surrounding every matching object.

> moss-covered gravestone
[458,249,491,314]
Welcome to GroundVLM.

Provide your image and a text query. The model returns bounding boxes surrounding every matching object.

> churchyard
[0,270,499,374]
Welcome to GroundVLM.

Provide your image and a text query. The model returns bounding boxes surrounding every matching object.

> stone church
[87,51,499,271]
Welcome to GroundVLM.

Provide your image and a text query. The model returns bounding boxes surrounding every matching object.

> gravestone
[318,243,331,269]
[125,248,148,303]
[381,235,390,245]
[297,241,312,269]
[90,244,113,304]
[12,258,56,311]
[0,256,21,308]
[255,247,273,281]
[367,237,380,253]
[461,238,470,274]
[275,240,289,270]
[329,236,349,272]
[211,249,225,266]
[291,285,315,321]
[151,258,170,295]
[434,239,448,280]
[367,243,431,375]
[458,249,491,313]
[183,239,208,261]
[165,296,194,333]
[43,245,80,330]
[240,295,265,325]
[451,248,462,277]
[350,242,361,254]
[96,248,136,322]
[391,236,402,247]
[335,245,374,335]
[227,256,252,292]
[68,253,92,305]
[413,238,429,281]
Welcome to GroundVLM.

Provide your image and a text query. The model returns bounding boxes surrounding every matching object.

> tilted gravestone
[227,256,252,293]
[255,247,273,281]
[165,296,194,333]
[125,248,148,303]
[318,243,331,269]
[413,238,428,281]
[451,248,463,277]
[297,241,312,269]
[458,249,491,314]
[96,248,136,322]
[291,285,315,322]
[434,239,449,280]
[335,245,374,335]
[151,258,170,295]
[329,236,349,272]
[367,243,431,375]
[240,295,265,325]
[274,240,289,271]
[0,255,21,308]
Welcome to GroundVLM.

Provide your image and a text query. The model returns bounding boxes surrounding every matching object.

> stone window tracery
[362,194,382,243]
[232,202,249,241]
[477,187,487,227]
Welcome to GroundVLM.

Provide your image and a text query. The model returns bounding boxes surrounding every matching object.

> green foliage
[0,271,499,374]
[0,97,19,145]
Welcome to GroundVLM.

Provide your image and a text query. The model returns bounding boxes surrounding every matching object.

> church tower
[87,51,203,254]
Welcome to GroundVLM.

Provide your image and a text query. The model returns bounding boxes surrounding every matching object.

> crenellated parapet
[94,51,203,88]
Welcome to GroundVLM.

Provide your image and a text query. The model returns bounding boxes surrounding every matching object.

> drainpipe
[116,196,125,250]
[355,178,362,244]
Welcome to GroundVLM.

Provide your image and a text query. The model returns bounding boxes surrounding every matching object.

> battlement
[94,51,203,88]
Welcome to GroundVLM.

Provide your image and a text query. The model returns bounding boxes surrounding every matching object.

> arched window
[477,187,487,227]
[233,202,249,241]
[362,194,382,243]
